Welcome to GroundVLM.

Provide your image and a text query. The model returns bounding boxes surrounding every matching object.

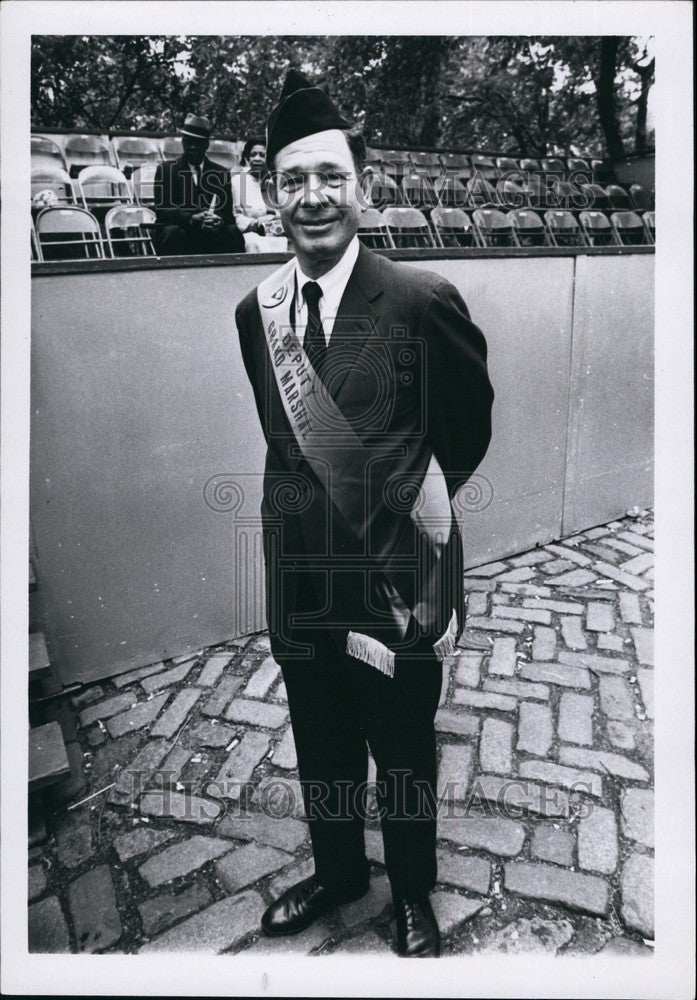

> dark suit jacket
[154,154,235,229]
[235,244,494,666]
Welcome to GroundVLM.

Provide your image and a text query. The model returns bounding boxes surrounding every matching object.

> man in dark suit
[153,113,244,256]
[235,71,494,957]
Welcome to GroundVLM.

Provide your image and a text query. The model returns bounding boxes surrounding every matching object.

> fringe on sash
[346,610,459,678]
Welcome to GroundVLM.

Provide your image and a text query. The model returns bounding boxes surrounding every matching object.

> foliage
[31,34,654,157]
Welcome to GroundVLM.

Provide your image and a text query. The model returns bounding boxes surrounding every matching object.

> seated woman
[231,136,287,252]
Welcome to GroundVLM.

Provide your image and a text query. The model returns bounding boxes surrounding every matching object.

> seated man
[153,114,244,256]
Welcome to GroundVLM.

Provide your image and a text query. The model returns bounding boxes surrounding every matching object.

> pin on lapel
[263,284,288,308]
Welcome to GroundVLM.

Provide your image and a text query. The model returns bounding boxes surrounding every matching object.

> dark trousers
[155,222,244,256]
[280,631,443,899]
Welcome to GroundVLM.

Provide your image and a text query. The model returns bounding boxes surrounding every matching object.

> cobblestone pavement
[28,510,654,957]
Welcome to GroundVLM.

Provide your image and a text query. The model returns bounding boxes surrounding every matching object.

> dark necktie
[302,280,327,375]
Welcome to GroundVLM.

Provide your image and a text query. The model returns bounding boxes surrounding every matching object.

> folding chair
[472,208,518,248]
[579,183,611,212]
[161,135,183,159]
[579,210,617,246]
[549,179,585,210]
[112,135,162,175]
[469,155,498,181]
[496,157,520,175]
[642,211,655,245]
[208,139,240,172]
[519,158,540,175]
[434,175,468,208]
[379,150,411,182]
[63,134,113,177]
[104,205,157,257]
[590,159,605,182]
[357,208,394,249]
[35,206,106,260]
[409,151,442,179]
[31,135,66,172]
[566,157,590,174]
[465,176,499,209]
[508,209,548,247]
[77,165,133,210]
[496,178,526,210]
[605,184,633,211]
[519,175,549,209]
[383,207,437,248]
[610,211,648,246]
[630,184,654,212]
[544,210,587,247]
[439,152,471,177]
[430,207,477,248]
[401,172,439,211]
[369,172,406,209]
[366,148,383,171]
[131,163,159,207]
[540,157,566,179]
[31,166,76,206]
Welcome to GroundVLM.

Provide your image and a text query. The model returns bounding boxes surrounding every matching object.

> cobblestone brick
[619,530,652,550]
[430,892,487,934]
[149,688,202,739]
[437,851,491,894]
[501,583,552,597]
[244,919,333,955]
[619,592,642,624]
[504,861,609,915]
[435,708,480,737]
[487,637,517,677]
[139,789,223,825]
[483,677,549,701]
[224,699,287,729]
[54,812,93,868]
[525,598,583,615]
[438,743,473,801]
[267,857,315,898]
[621,552,653,574]
[631,627,653,666]
[139,890,265,952]
[606,720,636,750]
[217,810,309,853]
[495,605,552,626]
[517,702,553,756]
[454,651,482,687]
[541,558,576,575]
[620,854,653,938]
[620,788,654,847]
[558,692,594,746]
[479,718,514,774]
[467,616,525,635]
[141,661,195,694]
[106,692,169,738]
[111,662,167,689]
[592,561,650,592]
[596,633,625,651]
[138,835,232,886]
[271,726,297,769]
[28,896,69,952]
[113,826,176,861]
[440,816,525,856]
[28,864,47,901]
[466,591,489,615]
[78,692,138,728]
[68,864,122,952]
[519,760,603,797]
[530,824,575,866]
[138,883,213,937]
[520,661,591,689]
[483,914,574,954]
[546,543,592,566]
[215,843,292,893]
[599,676,635,720]
[560,615,587,650]
[558,650,629,675]
[186,720,236,748]
[213,732,271,798]
[200,675,243,717]
[465,561,509,577]
[72,685,106,707]
[509,549,553,567]
[453,689,517,712]
[472,774,570,818]
[559,747,649,782]
[197,653,235,687]
[158,746,192,783]
[637,668,654,719]
[108,739,171,805]
[604,536,644,556]
[341,874,391,928]
[586,602,615,632]
[253,775,306,820]
[532,626,557,660]
[578,806,618,874]
[546,569,596,587]
[243,656,281,699]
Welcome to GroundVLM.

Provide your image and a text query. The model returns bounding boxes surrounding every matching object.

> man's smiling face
[273,130,365,277]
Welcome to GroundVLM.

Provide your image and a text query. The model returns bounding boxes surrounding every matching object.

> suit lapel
[326,244,384,404]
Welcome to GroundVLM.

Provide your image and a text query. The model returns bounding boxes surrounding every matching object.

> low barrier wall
[31,248,654,684]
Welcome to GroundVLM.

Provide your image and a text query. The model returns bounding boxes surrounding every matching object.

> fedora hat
[180,114,212,140]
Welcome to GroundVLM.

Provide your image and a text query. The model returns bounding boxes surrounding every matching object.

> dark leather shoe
[393,895,441,957]
[261,874,369,937]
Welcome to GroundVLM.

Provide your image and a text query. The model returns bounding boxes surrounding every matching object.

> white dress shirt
[294,236,361,347]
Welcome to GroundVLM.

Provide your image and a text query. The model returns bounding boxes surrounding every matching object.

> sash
[256,261,459,674]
